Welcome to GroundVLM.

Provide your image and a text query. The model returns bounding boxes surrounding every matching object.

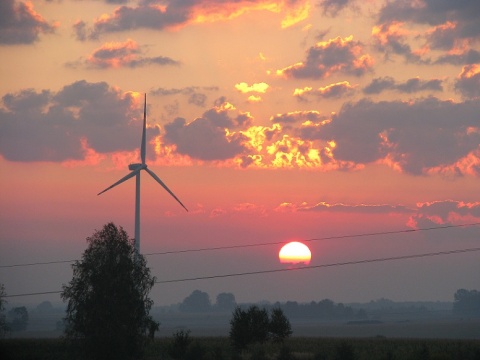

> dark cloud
[318,0,352,16]
[0,0,56,45]
[81,39,180,69]
[372,22,425,63]
[277,36,373,79]
[363,77,443,94]
[152,86,219,107]
[163,116,248,161]
[73,21,87,42]
[408,200,480,241]
[378,0,480,51]
[0,81,158,162]
[310,98,480,175]
[363,76,396,94]
[454,64,480,98]
[434,49,480,65]
[82,1,307,38]
[271,111,324,124]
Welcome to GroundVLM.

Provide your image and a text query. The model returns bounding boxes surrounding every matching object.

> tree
[453,289,480,316]
[179,290,211,313]
[229,306,270,350]
[215,292,236,312]
[8,306,28,331]
[0,284,8,337]
[61,223,158,360]
[269,307,292,343]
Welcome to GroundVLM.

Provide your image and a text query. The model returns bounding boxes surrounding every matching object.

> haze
[0,0,479,307]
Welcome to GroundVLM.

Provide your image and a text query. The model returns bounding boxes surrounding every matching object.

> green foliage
[61,223,158,360]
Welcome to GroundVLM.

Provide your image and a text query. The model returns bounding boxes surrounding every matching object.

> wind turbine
[98,94,188,254]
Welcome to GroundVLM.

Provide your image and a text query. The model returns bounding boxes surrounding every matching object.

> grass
[1,337,480,360]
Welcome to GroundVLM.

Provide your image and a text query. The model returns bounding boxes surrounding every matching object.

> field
[1,336,480,360]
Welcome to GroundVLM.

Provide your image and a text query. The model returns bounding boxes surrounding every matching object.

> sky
[0,0,479,307]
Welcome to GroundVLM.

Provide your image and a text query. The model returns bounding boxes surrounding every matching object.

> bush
[169,330,192,359]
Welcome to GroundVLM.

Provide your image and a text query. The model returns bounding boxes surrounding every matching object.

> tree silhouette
[215,292,236,312]
[453,289,480,316]
[0,284,8,337]
[61,223,158,360]
[8,306,28,331]
[269,307,292,343]
[229,305,277,350]
[179,290,211,313]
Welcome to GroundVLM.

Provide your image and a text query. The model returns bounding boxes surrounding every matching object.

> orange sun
[279,241,311,265]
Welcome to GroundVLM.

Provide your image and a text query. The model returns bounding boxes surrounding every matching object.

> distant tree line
[453,289,480,316]
[178,289,365,320]
[179,290,237,313]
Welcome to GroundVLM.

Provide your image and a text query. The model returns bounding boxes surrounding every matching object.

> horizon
[1,0,479,308]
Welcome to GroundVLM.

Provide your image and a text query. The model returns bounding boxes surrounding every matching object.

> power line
[144,221,480,256]
[1,222,479,269]
[4,246,480,298]
[4,290,62,298]
[154,247,480,284]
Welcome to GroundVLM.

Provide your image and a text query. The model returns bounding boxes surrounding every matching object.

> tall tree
[61,223,158,360]
[0,284,8,337]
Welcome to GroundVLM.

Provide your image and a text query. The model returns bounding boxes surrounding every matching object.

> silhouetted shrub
[169,330,191,359]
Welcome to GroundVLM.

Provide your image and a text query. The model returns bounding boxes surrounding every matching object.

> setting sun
[279,241,312,265]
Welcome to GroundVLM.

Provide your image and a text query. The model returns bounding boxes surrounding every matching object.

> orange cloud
[294,81,356,99]
[235,82,270,94]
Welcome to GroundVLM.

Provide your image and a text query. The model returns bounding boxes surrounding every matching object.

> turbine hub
[129,163,143,171]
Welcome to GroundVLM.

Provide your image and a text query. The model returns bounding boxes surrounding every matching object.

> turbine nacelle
[129,163,144,171]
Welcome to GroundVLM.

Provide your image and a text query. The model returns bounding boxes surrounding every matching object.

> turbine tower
[98,94,188,253]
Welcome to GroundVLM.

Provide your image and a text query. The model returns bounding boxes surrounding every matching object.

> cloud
[274,201,413,214]
[270,110,325,125]
[234,82,269,94]
[363,76,444,94]
[85,0,310,39]
[318,0,353,16]
[151,86,219,108]
[371,22,425,63]
[408,200,480,241]
[376,1,480,63]
[276,36,374,79]
[0,81,158,162]
[454,64,480,99]
[434,49,480,65]
[378,0,480,44]
[79,39,180,69]
[294,81,355,100]
[316,98,480,175]
[0,0,56,45]
[162,100,249,161]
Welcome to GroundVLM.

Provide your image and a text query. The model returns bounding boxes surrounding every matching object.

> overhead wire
[4,246,480,298]
[1,221,479,269]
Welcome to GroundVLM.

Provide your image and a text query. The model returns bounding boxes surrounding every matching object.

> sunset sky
[0,0,479,307]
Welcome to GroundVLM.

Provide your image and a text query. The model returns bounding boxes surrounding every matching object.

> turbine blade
[97,168,140,196]
[145,167,188,212]
[141,93,146,165]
